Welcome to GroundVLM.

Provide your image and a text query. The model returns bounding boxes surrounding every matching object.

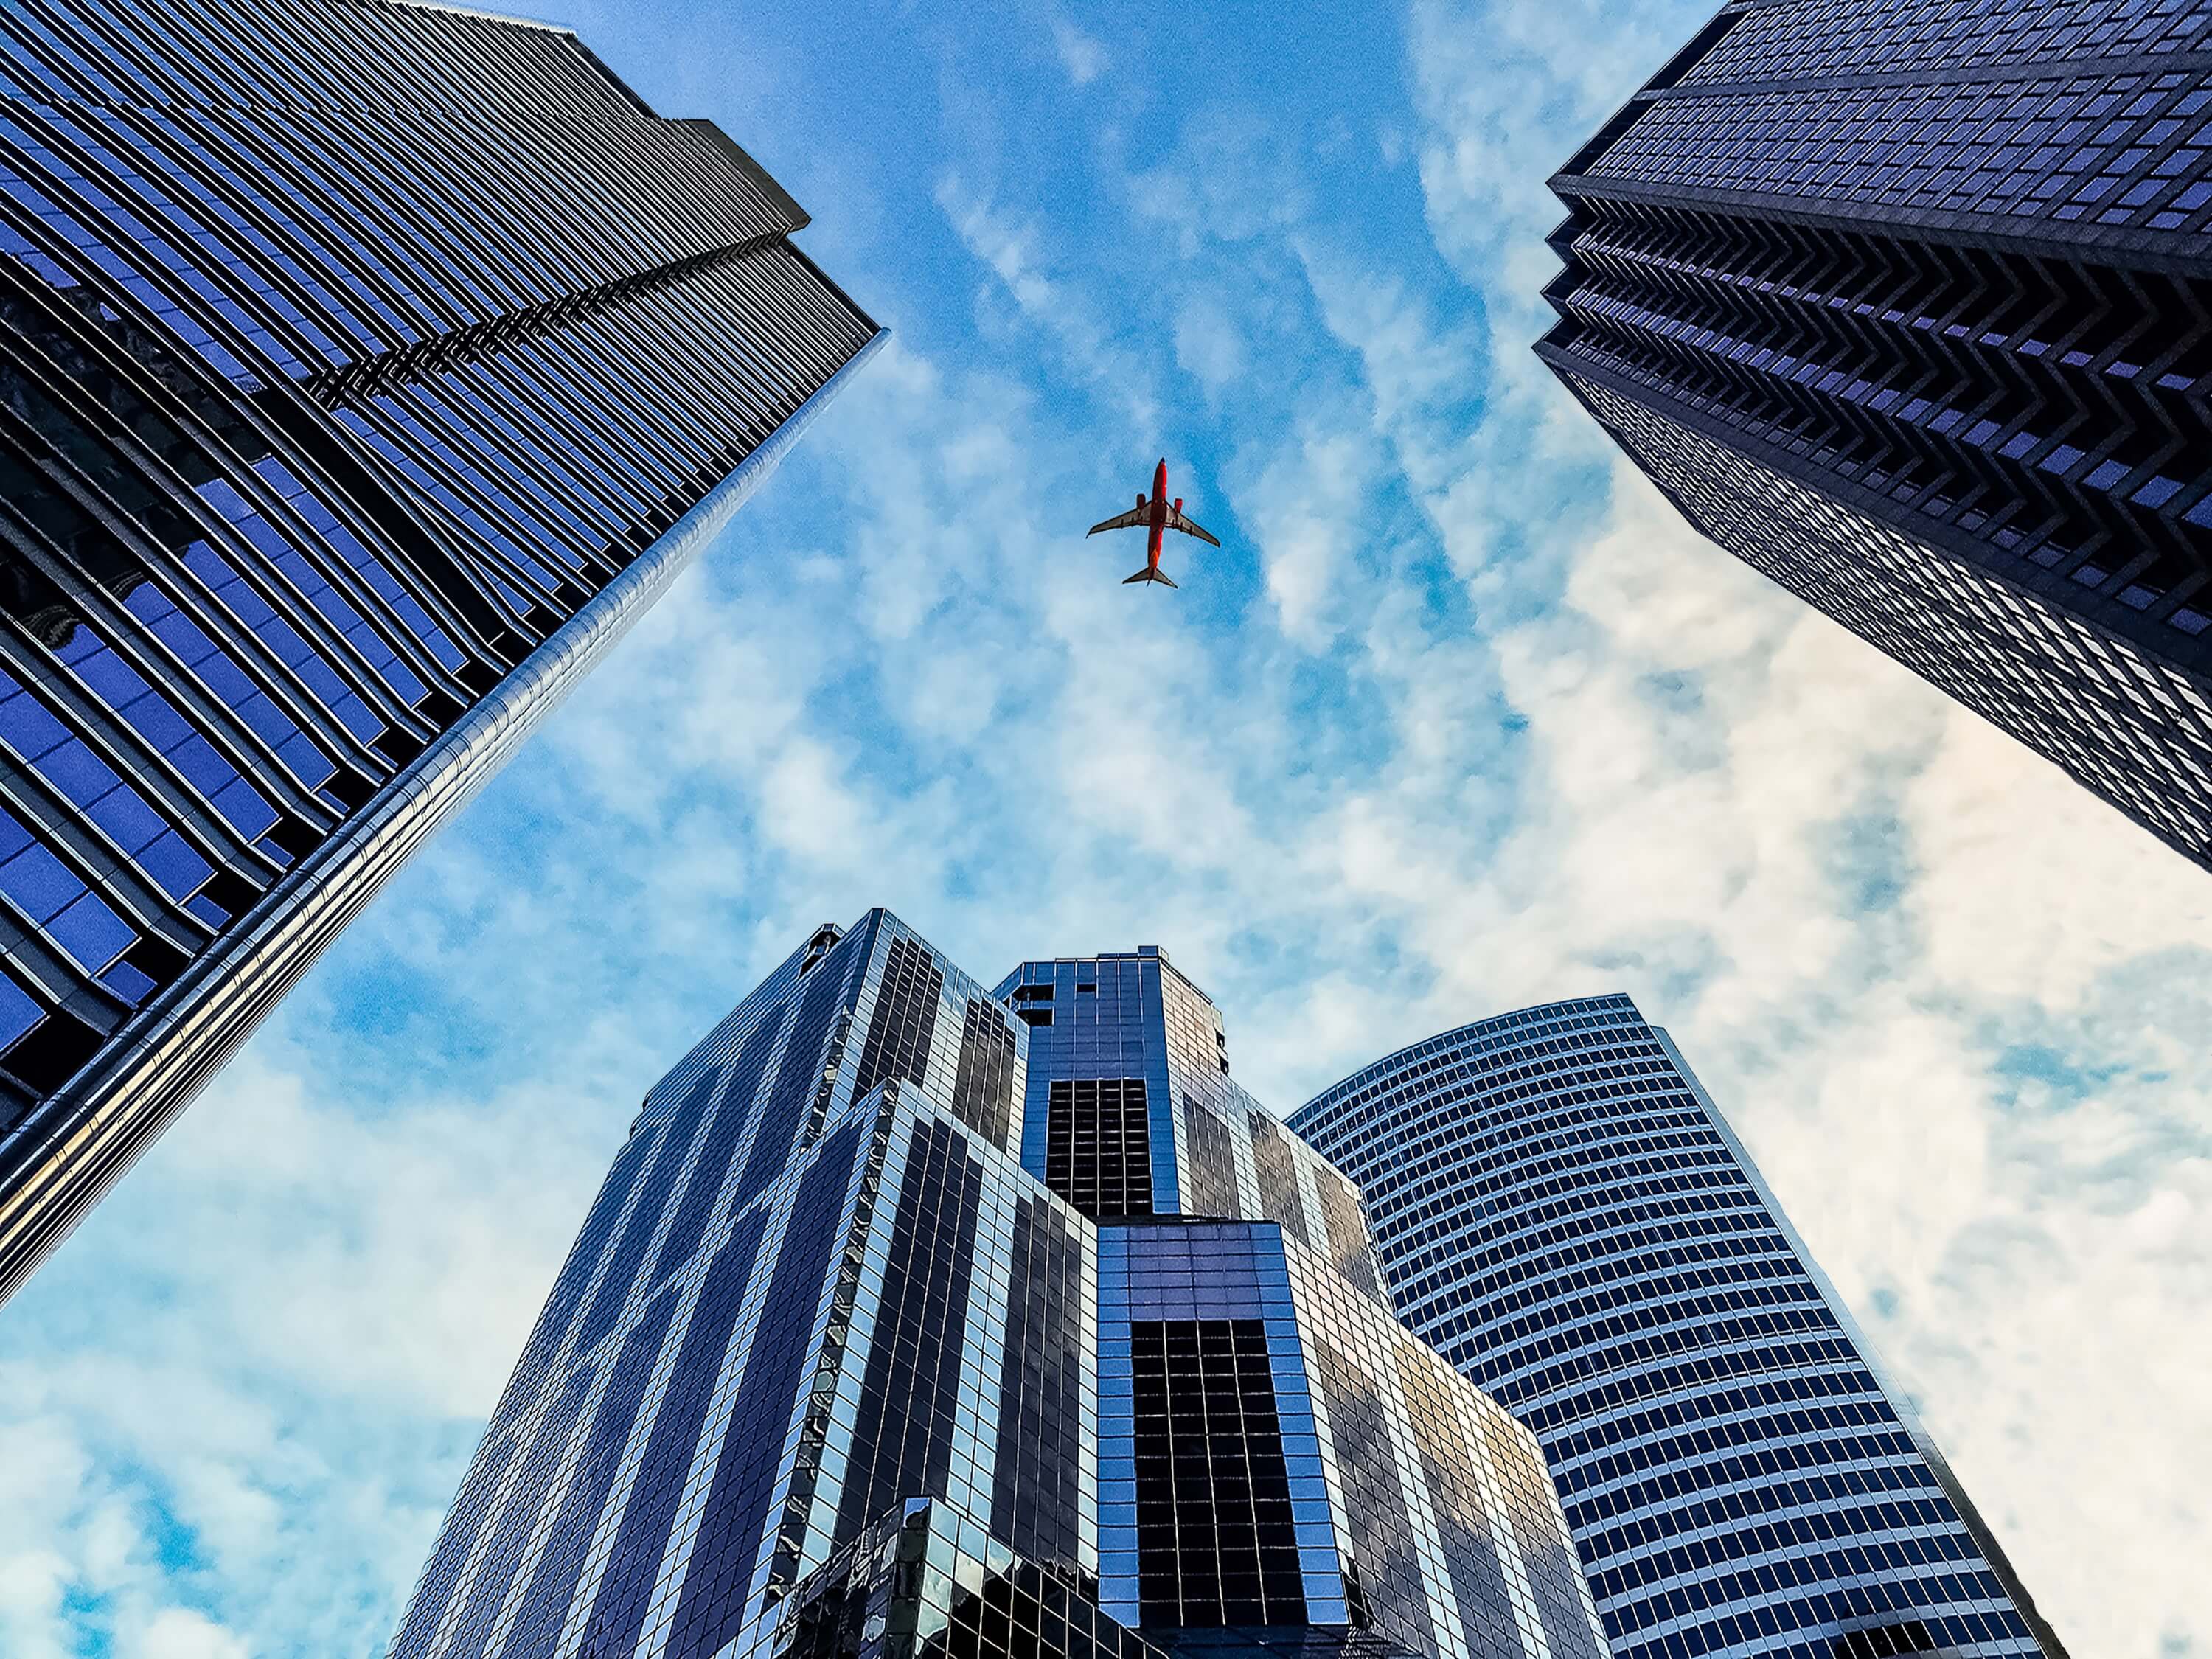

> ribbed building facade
[0,0,878,1295]
[1537,0,2212,870]
[1290,996,2067,1659]
[389,915,1606,1659]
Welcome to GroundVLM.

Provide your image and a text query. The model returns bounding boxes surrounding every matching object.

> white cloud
[1173,293,1246,391]
[1049,15,1107,85]
[933,175,1161,436]
[1242,408,1380,647]
[131,1609,251,1659]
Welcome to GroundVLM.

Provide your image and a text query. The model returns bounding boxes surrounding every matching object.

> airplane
[1085,457,1220,588]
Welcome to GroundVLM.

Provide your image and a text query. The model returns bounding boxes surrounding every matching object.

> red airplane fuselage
[1142,458,1175,573]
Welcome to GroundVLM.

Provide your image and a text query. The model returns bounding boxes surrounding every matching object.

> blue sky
[3,0,2210,1655]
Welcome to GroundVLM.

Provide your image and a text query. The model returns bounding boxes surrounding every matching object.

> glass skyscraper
[1538,0,2212,871]
[390,914,1607,1659]
[1290,996,2067,1659]
[0,0,878,1296]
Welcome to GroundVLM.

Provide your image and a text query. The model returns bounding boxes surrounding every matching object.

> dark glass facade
[0,0,878,1295]
[393,917,1604,1659]
[1290,996,2069,1659]
[1538,0,2212,870]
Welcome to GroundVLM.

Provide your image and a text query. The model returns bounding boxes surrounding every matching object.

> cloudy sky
[3,0,2208,1654]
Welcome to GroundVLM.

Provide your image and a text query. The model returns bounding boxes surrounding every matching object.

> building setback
[1537,0,2212,870]
[389,914,1607,1659]
[1290,995,2067,1659]
[0,0,877,1296]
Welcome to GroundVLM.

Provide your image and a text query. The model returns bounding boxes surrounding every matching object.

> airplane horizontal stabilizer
[1123,567,1178,588]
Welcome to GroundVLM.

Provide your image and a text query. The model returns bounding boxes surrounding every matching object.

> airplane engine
[1173,498,1183,511]
[1137,494,1145,509]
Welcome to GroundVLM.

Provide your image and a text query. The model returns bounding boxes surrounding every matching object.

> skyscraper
[1537,0,2212,870]
[389,914,1607,1659]
[1290,995,2067,1659]
[0,0,878,1296]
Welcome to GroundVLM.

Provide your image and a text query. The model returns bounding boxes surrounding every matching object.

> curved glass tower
[1290,995,2067,1659]
[0,0,879,1297]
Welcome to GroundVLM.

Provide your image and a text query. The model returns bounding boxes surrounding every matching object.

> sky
[1,0,2208,1655]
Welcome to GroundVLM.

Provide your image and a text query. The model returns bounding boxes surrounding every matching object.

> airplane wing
[1087,501,1150,536]
[1166,506,1221,547]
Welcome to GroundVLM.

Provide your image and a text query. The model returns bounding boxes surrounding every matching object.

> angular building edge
[0,329,886,1304]
[391,912,1607,1659]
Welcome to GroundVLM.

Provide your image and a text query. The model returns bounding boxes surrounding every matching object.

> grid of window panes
[1127,1318,1309,1626]
[996,950,1352,1255]
[1291,998,2065,1659]
[1560,367,2212,863]
[1046,1079,1156,1217]
[1680,0,2212,83]
[1540,0,2212,879]
[1592,69,2212,232]
[768,1500,1179,1659]
[1281,1240,1607,1659]
[0,0,877,1289]
[1096,1225,1332,1631]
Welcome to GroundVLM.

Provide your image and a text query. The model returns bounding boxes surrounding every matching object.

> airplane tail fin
[1122,566,1178,588]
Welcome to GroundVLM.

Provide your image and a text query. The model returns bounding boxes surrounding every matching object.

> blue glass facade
[1290,996,2068,1659]
[0,0,878,1296]
[1538,0,2212,872]
[998,950,1385,1268]
[394,917,1604,1659]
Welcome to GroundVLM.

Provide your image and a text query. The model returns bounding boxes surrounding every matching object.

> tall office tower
[0,0,878,1295]
[390,913,1608,1659]
[1290,996,2067,1659]
[1537,0,2212,870]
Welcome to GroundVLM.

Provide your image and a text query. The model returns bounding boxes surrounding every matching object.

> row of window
[1599,69,2212,237]
[1557,215,2212,653]
[1566,369,2212,855]
[1687,0,2212,86]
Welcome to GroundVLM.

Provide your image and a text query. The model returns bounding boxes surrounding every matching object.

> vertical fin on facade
[495,1286,677,1659]
[1177,1094,1241,1220]
[577,1206,772,1658]
[650,1008,790,1286]
[850,932,945,1104]
[833,1117,985,1541]
[950,994,1020,1150]
[1311,1163,1382,1299]
[991,1194,1088,1570]
[658,1117,865,1652]
[1248,1109,1312,1248]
